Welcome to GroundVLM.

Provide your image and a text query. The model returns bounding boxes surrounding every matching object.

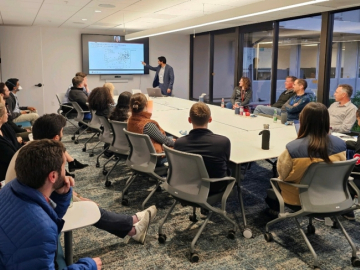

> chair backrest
[56,93,65,105]
[5,149,20,184]
[97,116,113,144]
[71,102,86,122]
[109,120,130,155]
[132,89,142,94]
[88,110,102,130]
[163,145,211,202]
[123,128,157,173]
[299,158,357,213]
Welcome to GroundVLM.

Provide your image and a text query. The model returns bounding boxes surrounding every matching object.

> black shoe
[66,170,75,178]
[68,159,89,172]
[342,211,355,221]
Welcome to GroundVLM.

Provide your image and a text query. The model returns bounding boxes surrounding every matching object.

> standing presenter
[142,56,174,96]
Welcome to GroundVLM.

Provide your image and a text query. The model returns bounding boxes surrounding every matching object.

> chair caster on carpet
[121,198,129,206]
[227,230,236,239]
[264,232,273,242]
[243,227,252,238]
[105,181,111,187]
[190,253,199,263]
[158,234,167,244]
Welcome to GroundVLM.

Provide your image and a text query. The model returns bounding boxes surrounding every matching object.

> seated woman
[87,86,114,117]
[0,96,22,181]
[103,82,115,98]
[109,91,132,122]
[265,102,346,214]
[226,77,252,109]
[127,93,174,165]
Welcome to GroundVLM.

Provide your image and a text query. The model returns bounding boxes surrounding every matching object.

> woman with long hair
[226,77,252,109]
[127,93,174,165]
[109,91,132,122]
[87,86,114,117]
[266,102,346,212]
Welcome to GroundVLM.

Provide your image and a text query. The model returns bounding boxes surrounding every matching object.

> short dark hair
[16,139,66,189]
[286,76,297,82]
[190,102,211,126]
[75,72,87,78]
[158,56,166,64]
[0,83,6,95]
[130,93,147,113]
[32,114,66,140]
[338,84,353,98]
[296,79,307,90]
[5,78,19,91]
[72,76,84,87]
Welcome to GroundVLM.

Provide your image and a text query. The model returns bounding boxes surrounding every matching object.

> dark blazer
[147,64,175,90]
[68,87,89,111]
[0,122,21,180]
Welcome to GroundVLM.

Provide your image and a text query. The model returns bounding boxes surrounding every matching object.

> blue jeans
[253,105,281,116]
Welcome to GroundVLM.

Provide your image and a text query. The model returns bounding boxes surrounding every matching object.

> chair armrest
[83,111,90,113]
[270,178,308,189]
[202,176,235,183]
[351,172,360,176]
[61,104,74,109]
[348,177,360,199]
[150,152,165,157]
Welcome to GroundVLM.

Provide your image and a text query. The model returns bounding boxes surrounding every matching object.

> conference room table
[150,97,297,237]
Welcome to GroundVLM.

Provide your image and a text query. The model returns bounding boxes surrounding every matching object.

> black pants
[265,188,301,212]
[94,208,133,238]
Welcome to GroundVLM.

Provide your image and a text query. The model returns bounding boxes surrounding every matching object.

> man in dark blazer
[142,56,174,96]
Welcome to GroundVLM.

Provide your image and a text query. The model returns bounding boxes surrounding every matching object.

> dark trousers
[94,208,133,238]
[159,83,171,96]
[265,188,301,212]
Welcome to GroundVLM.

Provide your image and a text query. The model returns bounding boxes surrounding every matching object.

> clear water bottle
[273,109,277,123]
[221,98,225,108]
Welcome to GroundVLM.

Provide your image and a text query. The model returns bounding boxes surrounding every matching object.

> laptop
[147,88,163,97]
[294,120,300,134]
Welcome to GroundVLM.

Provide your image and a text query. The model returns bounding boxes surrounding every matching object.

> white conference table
[62,201,101,265]
[150,97,297,235]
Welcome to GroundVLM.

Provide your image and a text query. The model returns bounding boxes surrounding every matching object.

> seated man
[0,139,102,269]
[253,76,296,116]
[68,75,89,111]
[5,78,39,125]
[328,84,357,133]
[29,113,156,243]
[282,79,311,121]
[174,102,230,195]
[63,72,89,104]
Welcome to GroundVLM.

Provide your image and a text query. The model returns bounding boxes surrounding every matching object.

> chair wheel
[105,181,111,187]
[243,227,253,239]
[82,147,86,152]
[71,136,75,140]
[124,190,128,195]
[74,141,79,144]
[314,266,320,270]
[332,221,340,229]
[96,163,100,168]
[121,198,129,206]
[227,230,236,240]
[307,224,315,235]
[89,153,94,157]
[102,170,108,175]
[156,185,162,192]
[158,234,167,244]
[189,215,197,222]
[264,232,273,242]
[352,257,360,267]
[190,253,199,263]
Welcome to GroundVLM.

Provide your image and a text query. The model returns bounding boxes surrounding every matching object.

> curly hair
[87,87,114,114]
[241,77,251,90]
[110,91,132,122]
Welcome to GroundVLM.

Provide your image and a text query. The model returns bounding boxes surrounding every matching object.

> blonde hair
[103,83,115,97]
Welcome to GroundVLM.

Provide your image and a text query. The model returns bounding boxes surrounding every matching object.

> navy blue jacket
[0,179,96,270]
[283,93,311,121]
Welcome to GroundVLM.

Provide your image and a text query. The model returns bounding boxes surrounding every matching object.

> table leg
[64,231,73,265]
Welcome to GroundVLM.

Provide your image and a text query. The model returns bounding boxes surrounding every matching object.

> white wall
[0,26,190,114]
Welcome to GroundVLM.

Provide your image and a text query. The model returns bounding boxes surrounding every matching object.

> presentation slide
[88,42,144,74]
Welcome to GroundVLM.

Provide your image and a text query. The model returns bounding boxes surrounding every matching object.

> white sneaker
[136,205,157,222]
[132,210,151,244]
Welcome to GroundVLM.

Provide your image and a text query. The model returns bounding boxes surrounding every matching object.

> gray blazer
[147,64,175,90]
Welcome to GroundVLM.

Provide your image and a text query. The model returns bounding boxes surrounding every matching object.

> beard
[53,174,66,190]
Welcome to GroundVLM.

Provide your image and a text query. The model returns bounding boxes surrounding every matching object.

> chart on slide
[88,42,144,74]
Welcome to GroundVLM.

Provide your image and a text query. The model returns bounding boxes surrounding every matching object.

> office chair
[94,116,114,167]
[80,110,102,153]
[264,159,360,269]
[70,102,92,143]
[102,120,130,187]
[158,145,238,262]
[122,129,168,209]
[56,93,76,128]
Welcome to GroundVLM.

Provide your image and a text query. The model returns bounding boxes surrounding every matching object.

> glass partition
[192,34,210,100]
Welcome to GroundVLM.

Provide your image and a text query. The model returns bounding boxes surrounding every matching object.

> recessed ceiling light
[82,19,87,21]
[98,4,115,8]
[95,10,102,13]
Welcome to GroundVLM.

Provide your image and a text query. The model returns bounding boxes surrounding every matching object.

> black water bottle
[259,124,270,150]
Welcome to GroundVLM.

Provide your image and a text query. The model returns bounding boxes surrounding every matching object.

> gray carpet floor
[61,122,360,270]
